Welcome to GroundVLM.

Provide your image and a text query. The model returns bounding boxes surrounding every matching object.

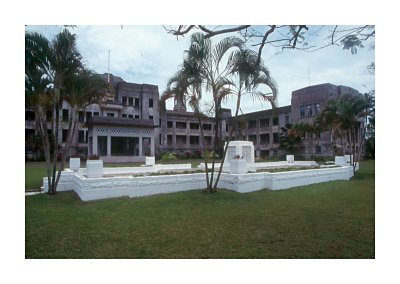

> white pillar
[93,129,98,155]
[150,137,155,156]
[107,133,111,157]
[139,135,143,156]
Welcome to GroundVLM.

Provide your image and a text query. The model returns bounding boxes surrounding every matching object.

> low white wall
[83,163,192,176]
[43,165,354,201]
[73,173,206,201]
[42,170,75,192]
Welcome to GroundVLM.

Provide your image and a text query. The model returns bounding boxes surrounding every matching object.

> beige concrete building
[25,76,364,161]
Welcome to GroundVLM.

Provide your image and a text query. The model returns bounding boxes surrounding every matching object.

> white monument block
[145,156,155,166]
[286,155,294,164]
[86,160,103,178]
[224,141,255,165]
[69,158,80,172]
[335,156,347,166]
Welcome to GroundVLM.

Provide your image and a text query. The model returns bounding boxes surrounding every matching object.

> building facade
[25,76,364,162]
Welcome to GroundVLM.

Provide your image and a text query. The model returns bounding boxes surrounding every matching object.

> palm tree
[161,33,278,192]
[25,29,98,194]
[317,93,373,173]
[278,123,303,154]
[316,99,344,156]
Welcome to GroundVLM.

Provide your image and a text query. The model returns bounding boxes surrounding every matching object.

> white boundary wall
[42,165,354,202]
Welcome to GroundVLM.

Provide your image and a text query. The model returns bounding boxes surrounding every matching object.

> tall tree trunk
[50,102,60,195]
[212,92,242,191]
[37,106,52,192]
[197,115,210,190]
[55,108,78,190]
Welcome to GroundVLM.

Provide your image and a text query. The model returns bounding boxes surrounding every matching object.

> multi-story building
[233,105,292,159]
[291,83,362,157]
[25,75,364,162]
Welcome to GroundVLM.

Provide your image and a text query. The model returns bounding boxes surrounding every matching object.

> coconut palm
[317,93,373,173]
[25,29,97,194]
[161,33,278,192]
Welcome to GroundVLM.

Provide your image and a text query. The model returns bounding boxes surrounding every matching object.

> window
[190,136,200,145]
[78,130,85,143]
[149,115,153,120]
[135,115,140,119]
[107,113,115,117]
[260,118,269,128]
[149,98,154,108]
[78,111,84,122]
[93,112,99,116]
[128,97,134,106]
[111,137,139,156]
[167,135,173,145]
[176,135,186,145]
[176,121,186,129]
[248,120,257,129]
[122,114,127,118]
[315,145,321,154]
[62,129,68,142]
[190,123,199,130]
[135,98,140,107]
[98,136,107,156]
[128,114,133,119]
[167,121,173,128]
[86,112,92,122]
[273,133,279,144]
[307,105,312,117]
[122,96,127,105]
[25,111,35,121]
[260,134,270,144]
[314,104,320,115]
[203,123,212,131]
[62,109,69,121]
[272,116,279,126]
[300,106,305,117]
[226,123,229,132]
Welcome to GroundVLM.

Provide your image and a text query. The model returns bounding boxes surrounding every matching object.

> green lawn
[25,160,374,258]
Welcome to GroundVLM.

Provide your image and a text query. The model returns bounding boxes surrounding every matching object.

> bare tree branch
[256,25,276,65]
[198,25,251,38]
[331,25,338,45]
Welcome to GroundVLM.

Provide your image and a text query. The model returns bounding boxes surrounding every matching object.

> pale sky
[25,25,375,113]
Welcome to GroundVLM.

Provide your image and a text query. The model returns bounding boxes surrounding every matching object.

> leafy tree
[164,25,375,65]
[317,93,374,173]
[278,123,303,154]
[25,29,106,194]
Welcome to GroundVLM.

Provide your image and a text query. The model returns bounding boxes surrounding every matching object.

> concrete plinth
[230,159,247,174]
[86,160,103,178]
[69,158,80,172]
[335,156,347,166]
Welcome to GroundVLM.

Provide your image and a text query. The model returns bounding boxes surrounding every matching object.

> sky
[25,25,375,114]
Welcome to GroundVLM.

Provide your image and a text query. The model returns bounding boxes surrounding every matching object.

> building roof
[165,110,214,121]
[236,105,291,120]
[88,116,156,128]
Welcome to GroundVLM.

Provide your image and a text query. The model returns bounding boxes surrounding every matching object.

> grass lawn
[25,160,375,258]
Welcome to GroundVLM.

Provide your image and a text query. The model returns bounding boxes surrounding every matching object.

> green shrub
[161,152,177,162]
